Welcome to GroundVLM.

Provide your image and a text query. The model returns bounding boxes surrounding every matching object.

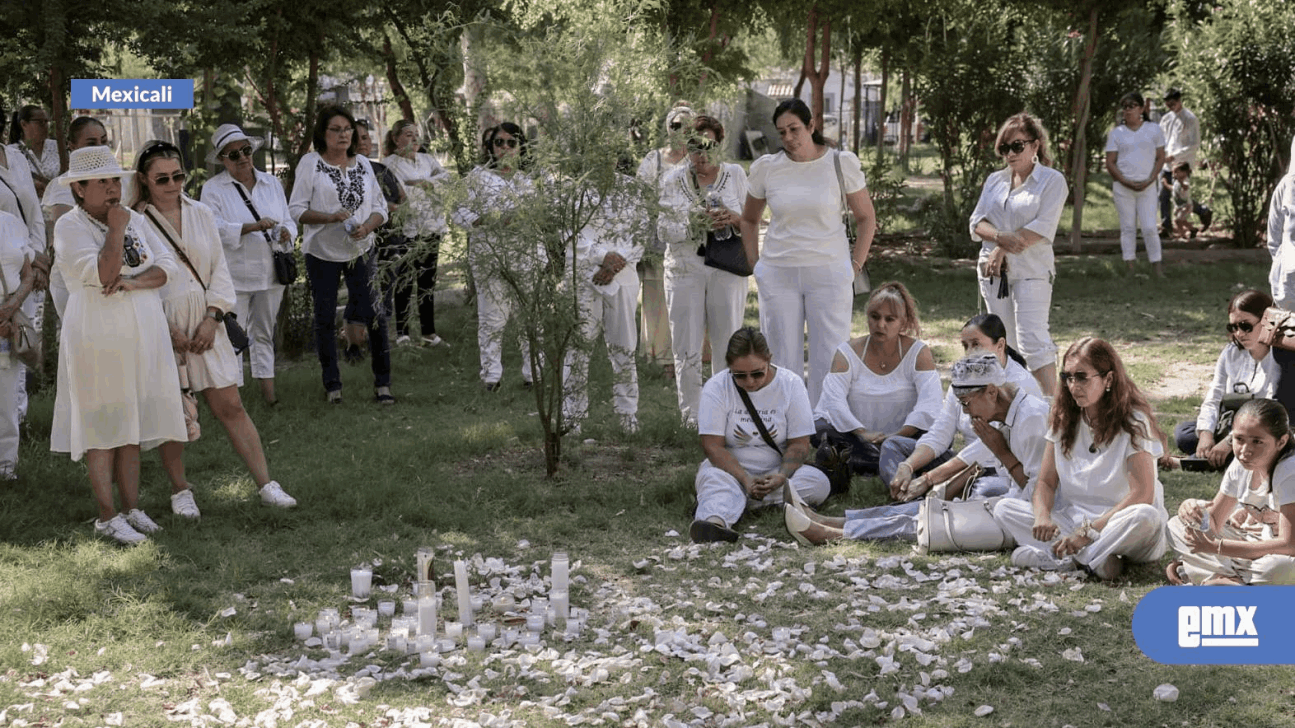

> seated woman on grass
[1166,398,1295,585]
[784,352,1049,545]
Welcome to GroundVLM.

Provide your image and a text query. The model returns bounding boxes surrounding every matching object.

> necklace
[866,336,901,371]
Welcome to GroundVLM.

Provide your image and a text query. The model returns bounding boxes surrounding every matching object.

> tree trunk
[899,69,912,172]
[296,42,321,159]
[876,48,888,165]
[797,5,831,135]
[1068,5,1100,253]
[48,66,68,173]
[851,43,862,154]
[380,9,464,169]
[698,4,721,94]
[462,23,490,138]
[382,33,416,123]
[837,57,846,147]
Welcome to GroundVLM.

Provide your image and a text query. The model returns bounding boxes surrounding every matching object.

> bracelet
[1007,460,1024,472]
[896,462,913,474]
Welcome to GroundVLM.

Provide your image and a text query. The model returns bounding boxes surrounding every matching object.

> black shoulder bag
[733,373,851,495]
[232,180,297,285]
[694,168,752,277]
[143,208,250,354]
[734,374,781,455]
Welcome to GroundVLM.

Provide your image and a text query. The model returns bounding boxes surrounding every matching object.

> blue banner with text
[71,79,195,110]
[1133,586,1295,664]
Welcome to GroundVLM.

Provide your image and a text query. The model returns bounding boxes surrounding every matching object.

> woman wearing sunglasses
[451,122,538,390]
[1105,92,1166,276]
[657,114,748,426]
[1173,289,1279,470]
[690,327,829,543]
[134,140,296,518]
[993,336,1169,579]
[1165,398,1295,585]
[969,113,1066,398]
[200,124,297,406]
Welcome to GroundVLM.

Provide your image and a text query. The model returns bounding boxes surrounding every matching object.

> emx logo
[1135,587,1294,664]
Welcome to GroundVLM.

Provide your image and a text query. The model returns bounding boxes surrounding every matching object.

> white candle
[550,590,569,629]
[415,635,435,654]
[492,593,515,613]
[377,600,396,617]
[454,560,474,627]
[294,622,313,640]
[467,635,486,652]
[403,598,419,615]
[418,596,437,637]
[445,621,463,640]
[416,547,435,584]
[314,618,330,636]
[477,623,497,642]
[419,650,440,667]
[526,614,545,632]
[438,638,456,653]
[350,567,372,599]
[551,552,569,595]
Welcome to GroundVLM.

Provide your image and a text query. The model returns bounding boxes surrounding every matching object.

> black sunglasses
[492,138,518,148]
[221,145,254,161]
[152,172,186,185]
[122,233,144,268]
[1121,102,1141,110]
[731,368,768,382]
[1059,370,1107,385]
[996,139,1035,156]
[1226,321,1255,334]
[669,121,684,131]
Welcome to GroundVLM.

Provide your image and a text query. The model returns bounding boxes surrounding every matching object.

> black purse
[233,179,298,285]
[703,230,752,277]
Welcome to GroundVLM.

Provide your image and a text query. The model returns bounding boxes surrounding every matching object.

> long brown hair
[1051,336,1160,457]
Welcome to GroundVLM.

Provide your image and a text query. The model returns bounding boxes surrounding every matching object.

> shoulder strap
[0,175,27,227]
[832,150,846,215]
[143,207,206,291]
[231,179,274,245]
[734,374,781,456]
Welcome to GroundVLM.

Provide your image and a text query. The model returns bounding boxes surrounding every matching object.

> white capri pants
[563,274,640,422]
[754,260,853,408]
[234,284,286,382]
[0,361,23,470]
[694,458,829,528]
[994,497,1167,570]
[665,245,747,423]
[1112,183,1162,263]
[473,266,533,385]
[976,275,1056,372]
[1167,511,1295,585]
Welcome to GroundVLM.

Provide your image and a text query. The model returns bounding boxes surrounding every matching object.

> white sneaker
[396,334,413,346]
[260,481,297,508]
[1010,546,1075,571]
[96,514,147,545]
[125,509,162,534]
[171,489,201,519]
[421,334,449,347]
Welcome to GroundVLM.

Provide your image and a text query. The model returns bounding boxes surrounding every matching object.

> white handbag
[916,495,1016,553]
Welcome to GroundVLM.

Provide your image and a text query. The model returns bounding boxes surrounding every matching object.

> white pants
[1112,183,1162,262]
[754,261,853,408]
[474,270,533,385]
[994,497,1167,570]
[665,247,748,423]
[1167,511,1295,585]
[0,361,22,470]
[694,458,829,528]
[563,275,640,422]
[977,275,1056,371]
[14,293,40,422]
[234,285,286,382]
[638,259,672,366]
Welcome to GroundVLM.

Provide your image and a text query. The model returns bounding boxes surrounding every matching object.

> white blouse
[144,198,237,315]
[0,151,46,258]
[381,153,451,238]
[1195,345,1279,434]
[813,338,943,435]
[916,357,1042,456]
[200,169,297,292]
[968,165,1067,281]
[745,149,866,268]
[657,161,747,254]
[1048,410,1166,521]
[451,166,540,269]
[572,174,647,296]
[288,152,387,262]
[8,142,60,182]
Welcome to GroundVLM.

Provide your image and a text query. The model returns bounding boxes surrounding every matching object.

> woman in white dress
[7,105,58,197]
[134,141,296,518]
[1104,92,1166,276]
[657,115,749,426]
[1166,398,1295,585]
[0,210,35,480]
[51,147,185,545]
[381,120,452,346]
[42,117,111,318]
[812,281,943,479]
[993,336,1169,580]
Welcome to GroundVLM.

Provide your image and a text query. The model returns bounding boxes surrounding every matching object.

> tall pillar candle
[418,595,437,637]
[453,560,474,627]
[551,552,569,596]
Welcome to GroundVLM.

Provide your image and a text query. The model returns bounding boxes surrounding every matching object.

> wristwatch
[205,309,225,323]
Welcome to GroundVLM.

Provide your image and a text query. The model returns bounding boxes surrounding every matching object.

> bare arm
[97,205,131,285]
[739,195,764,268]
[846,187,876,267]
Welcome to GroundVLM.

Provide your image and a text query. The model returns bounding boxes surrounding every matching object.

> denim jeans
[305,252,391,393]
[843,474,1014,542]
[878,436,955,487]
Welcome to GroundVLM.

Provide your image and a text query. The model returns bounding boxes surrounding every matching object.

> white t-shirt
[917,357,1042,456]
[745,149,866,267]
[382,153,451,238]
[1266,454,1295,510]
[1049,410,1166,520]
[1104,123,1165,182]
[698,365,814,474]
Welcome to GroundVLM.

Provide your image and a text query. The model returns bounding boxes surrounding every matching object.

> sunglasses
[731,368,768,382]
[669,121,684,131]
[152,172,186,185]
[1060,370,1105,385]
[327,126,354,136]
[996,139,1035,156]
[1226,321,1254,334]
[492,137,518,148]
[956,391,984,408]
[221,145,254,161]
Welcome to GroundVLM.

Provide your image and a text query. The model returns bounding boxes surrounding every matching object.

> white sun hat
[206,123,264,163]
[58,146,134,185]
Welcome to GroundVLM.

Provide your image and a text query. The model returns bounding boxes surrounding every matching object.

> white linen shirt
[8,142,60,182]
[699,365,815,475]
[145,198,237,315]
[200,169,297,293]
[1048,410,1166,521]
[56,206,178,288]
[0,151,46,258]
[381,153,451,237]
[1195,345,1279,434]
[289,152,387,262]
[1160,107,1200,169]
[1104,123,1165,181]
[451,166,540,269]
[916,358,1042,456]
[0,212,30,297]
[572,174,647,296]
[968,164,1066,281]
[657,161,747,249]
[955,389,1050,480]
[1267,135,1295,305]
[745,149,866,267]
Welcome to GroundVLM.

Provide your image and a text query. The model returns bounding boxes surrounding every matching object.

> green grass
[0,252,1282,726]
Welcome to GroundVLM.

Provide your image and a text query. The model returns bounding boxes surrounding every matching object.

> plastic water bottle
[1199,506,1211,533]
[705,190,732,241]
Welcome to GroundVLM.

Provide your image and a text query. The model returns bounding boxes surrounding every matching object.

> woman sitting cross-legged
[1165,398,1295,585]
[993,336,1169,580]
[785,352,1049,545]
[690,327,830,543]
[811,281,943,479]
[881,312,1043,493]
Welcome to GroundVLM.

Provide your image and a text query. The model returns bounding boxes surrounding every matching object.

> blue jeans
[878,436,954,487]
[305,252,391,393]
[843,474,1014,542]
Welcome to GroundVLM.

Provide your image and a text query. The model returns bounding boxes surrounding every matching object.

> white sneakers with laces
[125,508,162,534]
[259,481,297,508]
[95,514,147,545]
[171,489,201,519]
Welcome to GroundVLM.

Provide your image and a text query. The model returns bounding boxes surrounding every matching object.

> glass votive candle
[519,632,541,647]
[351,567,373,599]
[492,593,515,612]
[438,638,456,653]
[477,623,497,642]
[294,622,313,640]
[503,628,519,646]
[526,614,546,632]
[403,599,419,615]
[531,597,549,614]
[314,618,330,636]
[377,600,396,617]
[420,651,440,667]
[467,635,486,652]
[445,621,463,640]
